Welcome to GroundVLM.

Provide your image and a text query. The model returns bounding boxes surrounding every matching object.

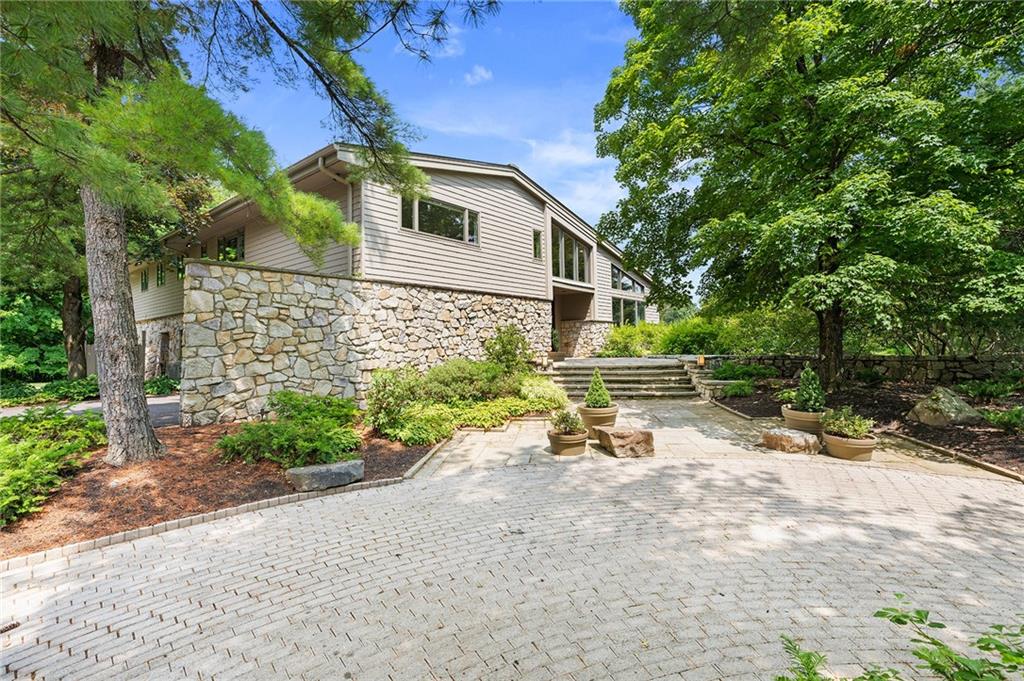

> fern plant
[584,368,612,408]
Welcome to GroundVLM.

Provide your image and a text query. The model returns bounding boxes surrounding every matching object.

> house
[130,144,657,425]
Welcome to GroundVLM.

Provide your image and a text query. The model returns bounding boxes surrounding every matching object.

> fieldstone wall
[703,354,1021,384]
[180,261,550,425]
[560,320,612,358]
[136,315,183,379]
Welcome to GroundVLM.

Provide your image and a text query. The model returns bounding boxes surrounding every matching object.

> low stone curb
[710,399,755,421]
[886,431,1024,484]
[403,438,450,480]
[0,477,403,574]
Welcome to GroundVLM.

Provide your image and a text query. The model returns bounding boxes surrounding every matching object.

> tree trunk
[61,275,88,380]
[81,185,163,465]
[817,302,844,391]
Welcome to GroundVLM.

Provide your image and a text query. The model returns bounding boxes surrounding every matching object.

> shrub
[144,375,179,396]
[853,367,887,385]
[656,317,725,354]
[0,380,38,402]
[0,407,107,448]
[793,364,825,412]
[485,325,533,375]
[821,406,874,439]
[457,400,514,429]
[983,406,1024,433]
[365,367,422,434]
[550,408,585,435]
[420,359,519,405]
[711,361,779,381]
[38,375,100,402]
[597,322,664,358]
[268,390,357,425]
[519,374,569,410]
[775,387,798,404]
[584,369,612,408]
[957,378,1021,401]
[388,403,459,445]
[218,419,361,469]
[722,380,754,398]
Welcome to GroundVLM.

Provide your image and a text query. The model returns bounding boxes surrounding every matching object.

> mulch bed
[720,380,1024,476]
[0,424,430,560]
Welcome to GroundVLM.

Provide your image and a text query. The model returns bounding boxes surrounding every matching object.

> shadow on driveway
[1,394,180,427]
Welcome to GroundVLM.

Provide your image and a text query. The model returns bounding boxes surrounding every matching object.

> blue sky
[199,1,637,225]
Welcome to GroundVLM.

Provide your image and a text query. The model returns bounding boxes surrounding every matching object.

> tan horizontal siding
[360,172,549,299]
[131,264,184,321]
[594,246,654,323]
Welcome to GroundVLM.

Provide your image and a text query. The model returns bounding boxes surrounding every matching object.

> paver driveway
[3,457,1022,680]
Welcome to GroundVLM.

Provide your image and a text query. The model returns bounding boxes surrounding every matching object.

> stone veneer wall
[180,261,550,425]
[136,315,183,379]
[704,354,1020,384]
[560,320,612,358]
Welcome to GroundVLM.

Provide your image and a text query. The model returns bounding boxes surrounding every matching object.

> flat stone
[285,460,364,491]
[594,427,655,458]
[760,427,821,454]
[907,387,983,427]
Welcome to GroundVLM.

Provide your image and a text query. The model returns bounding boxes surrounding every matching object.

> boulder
[906,387,983,427]
[760,427,821,454]
[594,427,655,458]
[285,460,364,492]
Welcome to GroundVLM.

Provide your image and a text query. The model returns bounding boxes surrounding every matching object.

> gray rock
[760,427,821,454]
[286,460,365,491]
[594,427,655,458]
[906,387,983,426]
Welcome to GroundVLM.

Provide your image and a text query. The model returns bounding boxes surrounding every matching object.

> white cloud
[525,130,599,167]
[463,64,493,86]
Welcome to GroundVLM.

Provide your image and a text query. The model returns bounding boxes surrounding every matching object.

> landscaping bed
[720,379,1024,475]
[0,423,430,560]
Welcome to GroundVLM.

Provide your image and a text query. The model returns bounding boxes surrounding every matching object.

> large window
[612,297,647,326]
[550,222,590,283]
[612,264,645,293]
[401,196,479,244]
[218,230,244,261]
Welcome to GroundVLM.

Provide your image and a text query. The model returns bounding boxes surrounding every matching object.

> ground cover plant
[144,376,179,396]
[218,391,361,469]
[984,407,1024,434]
[711,361,779,381]
[0,375,101,407]
[0,407,107,526]
[721,380,754,398]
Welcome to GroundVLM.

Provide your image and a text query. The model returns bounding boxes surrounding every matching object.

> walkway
[4,457,1021,679]
[0,394,180,427]
[418,400,1003,480]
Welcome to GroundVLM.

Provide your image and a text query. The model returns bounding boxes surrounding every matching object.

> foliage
[597,322,665,357]
[143,376,179,396]
[0,293,67,382]
[656,317,726,355]
[519,375,570,410]
[218,420,361,469]
[854,368,888,385]
[0,380,38,402]
[383,403,459,446]
[420,360,520,405]
[484,325,533,375]
[821,406,874,440]
[584,369,613,408]
[364,367,423,435]
[983,407,1024,434]
[712,362,779,381]
[722,381,754,398]
[775,388,799,404]
[957,377,1022,402]
[714,308,819,356]
[793,365,826,413]
[38,375,101,402]
[597,1,1024,385]
[267,390,357,425]
[550,409,586,436]
[0,407,107,526]
[777,596,1024,680]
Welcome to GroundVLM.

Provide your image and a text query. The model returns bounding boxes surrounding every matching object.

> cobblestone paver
[420,400,1002,480]
[3,458,1021,680]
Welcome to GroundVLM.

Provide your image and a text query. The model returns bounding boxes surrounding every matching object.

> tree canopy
[596,0,1024,384]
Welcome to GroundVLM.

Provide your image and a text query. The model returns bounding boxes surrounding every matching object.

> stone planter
[781,405,824,435]
[578,404,619,439]
[548,430,588,456]
[823,433,877,462]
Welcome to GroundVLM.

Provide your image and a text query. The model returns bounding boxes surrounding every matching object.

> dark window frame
[533,230,543,259]
[140,268,149,292]
[550,223,590,283]
[400,196,480,245]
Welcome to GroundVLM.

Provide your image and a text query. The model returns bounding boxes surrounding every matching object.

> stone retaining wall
[180,261,550,425]
[702,354,1020,383]
[137,315,183,379]
[560,320,612,358]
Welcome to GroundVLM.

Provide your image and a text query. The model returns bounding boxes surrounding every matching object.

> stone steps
[549,358,695,401]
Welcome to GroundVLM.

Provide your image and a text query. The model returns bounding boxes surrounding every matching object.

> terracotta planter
[578,404,619,439]
[548,430,588,456]
[823,433,877,462]
[781,405,824,435]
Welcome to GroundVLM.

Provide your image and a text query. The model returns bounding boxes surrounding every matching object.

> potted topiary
[821,406,877,461]
[578,368,618,438]
[547,408,588,456]
[781,364,826,434]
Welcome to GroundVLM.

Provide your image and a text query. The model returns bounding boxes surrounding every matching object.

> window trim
[140,267,149,292]
[217,229,245,262]
[612,264,645,293]
[532,230,543,260]
[400,196,481,246]
[612,296,647,326]
[156,263,166,287]
[550,223,591,284]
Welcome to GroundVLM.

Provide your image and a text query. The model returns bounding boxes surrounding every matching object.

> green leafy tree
[596,1,1024,388]
[0,1,496,465]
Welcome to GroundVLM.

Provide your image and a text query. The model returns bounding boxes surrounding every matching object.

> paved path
[420,400,1002,481]
[0,394,180,427]
[4,458,1021,680]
